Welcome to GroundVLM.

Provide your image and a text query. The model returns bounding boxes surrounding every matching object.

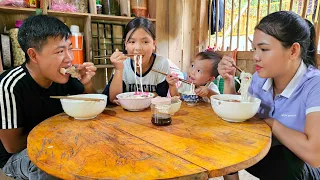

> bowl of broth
[210,94,261,122]
[116,92,155,111]
[60,94,108,120]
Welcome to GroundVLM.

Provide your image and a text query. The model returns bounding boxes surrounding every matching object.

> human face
[35,37,73,84]
[252,30,292,79]
[125,28,156,68]
[187,57,215,86]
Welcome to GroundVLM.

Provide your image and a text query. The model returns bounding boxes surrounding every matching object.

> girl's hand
[218,54,236,82]
[166,73,179,86]
[110,49,127,71]
[194,86,210,97]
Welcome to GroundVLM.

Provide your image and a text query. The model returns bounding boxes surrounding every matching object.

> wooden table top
[27,102,271,180]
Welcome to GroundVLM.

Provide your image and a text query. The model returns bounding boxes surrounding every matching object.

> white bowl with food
[60,94,108,120]
[169,99,182,115]
[210,94,261,122]
[116,92,155,111]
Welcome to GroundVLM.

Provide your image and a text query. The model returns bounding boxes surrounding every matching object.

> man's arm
[83,81,96,93]
[0,128,27,153]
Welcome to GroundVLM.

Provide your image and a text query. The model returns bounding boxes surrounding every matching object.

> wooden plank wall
[217,51,320,74]
[156,0,209,72]
[156,0,183,69]
[155,0,320,73]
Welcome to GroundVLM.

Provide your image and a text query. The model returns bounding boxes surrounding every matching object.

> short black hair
[196,51,221,78]
[18,15,71,62]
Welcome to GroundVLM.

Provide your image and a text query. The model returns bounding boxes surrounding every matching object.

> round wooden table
[27,102,271,180]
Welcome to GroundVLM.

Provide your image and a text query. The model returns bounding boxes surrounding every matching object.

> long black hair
[18,15,71,62]
[255,11,316,67]
[123,17,156,42]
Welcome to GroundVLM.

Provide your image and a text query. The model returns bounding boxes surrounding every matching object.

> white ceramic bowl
[116,92,155,111]
[169,99,182,115]
[60,94,108,120]
[210,94,261,122]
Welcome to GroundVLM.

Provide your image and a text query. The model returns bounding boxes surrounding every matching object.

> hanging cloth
[210,0,224,35]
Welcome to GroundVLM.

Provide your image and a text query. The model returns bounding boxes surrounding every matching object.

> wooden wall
[156,0,210,72]
[156,0,320,73]
[217,51,320,74]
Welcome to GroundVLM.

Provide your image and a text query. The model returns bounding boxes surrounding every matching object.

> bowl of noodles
[116,92,155,111]
[181,94,201,106]
[60,94,108,120]
[210,94,261,122]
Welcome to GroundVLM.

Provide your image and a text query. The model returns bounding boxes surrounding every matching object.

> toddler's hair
[195,51,221,78]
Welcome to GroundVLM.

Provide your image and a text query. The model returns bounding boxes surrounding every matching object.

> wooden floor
[0,170,12,180]
[211,170,259,180]
[0,168,257,179]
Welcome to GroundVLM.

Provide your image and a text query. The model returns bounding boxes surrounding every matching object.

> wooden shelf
[0,7,156,23]
[95,64,114,68]
[47,10,89,18]
[0,6,36,14]
[91,14,156,22]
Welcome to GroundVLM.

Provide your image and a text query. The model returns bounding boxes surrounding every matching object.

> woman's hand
[218,55,236,82]
[110,49,127,71]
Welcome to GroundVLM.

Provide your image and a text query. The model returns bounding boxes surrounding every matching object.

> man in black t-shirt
[0,15,97,179]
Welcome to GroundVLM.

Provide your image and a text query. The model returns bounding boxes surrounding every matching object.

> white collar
[262,61,307,98]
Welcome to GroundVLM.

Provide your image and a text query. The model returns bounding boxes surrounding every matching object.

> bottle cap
[151,97,171,105]
[70,25,80,33]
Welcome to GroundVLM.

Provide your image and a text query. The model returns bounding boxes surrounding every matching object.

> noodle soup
[116,92,155,111]
[210,94,261,122]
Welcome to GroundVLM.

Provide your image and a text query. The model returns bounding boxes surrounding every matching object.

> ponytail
[304,19,316,67]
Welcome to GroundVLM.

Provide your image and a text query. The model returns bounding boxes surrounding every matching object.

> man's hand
[77,62,97,86]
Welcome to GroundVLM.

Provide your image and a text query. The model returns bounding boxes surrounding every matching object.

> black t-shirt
[0,64,84,167]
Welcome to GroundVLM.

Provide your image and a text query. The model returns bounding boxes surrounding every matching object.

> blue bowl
[181,94,201,106]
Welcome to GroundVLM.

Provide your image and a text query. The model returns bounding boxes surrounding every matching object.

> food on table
[239,71,252,102]
[133,55,144,93]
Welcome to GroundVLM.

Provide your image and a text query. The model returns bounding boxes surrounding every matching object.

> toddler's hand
[166,73,179,86]
[195,86,210,97]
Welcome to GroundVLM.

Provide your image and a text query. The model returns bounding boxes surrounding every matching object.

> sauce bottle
[151,97,172,126]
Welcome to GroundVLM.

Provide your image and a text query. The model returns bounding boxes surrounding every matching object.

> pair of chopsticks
[151,69,199,87]
[232,63,243,73]
[94,54,143,59]
[230,48,243,73]
[50,96,104,102]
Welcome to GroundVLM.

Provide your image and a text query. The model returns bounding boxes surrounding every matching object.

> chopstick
[151,69,198,87]
[230,48,242,73]
[50,96,104,102]
[232,63,243,73]
[94,54,143,59]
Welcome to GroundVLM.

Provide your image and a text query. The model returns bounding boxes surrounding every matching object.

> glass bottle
[130,0,148,17]
[151,97,172,126]
[103,0,120,16]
